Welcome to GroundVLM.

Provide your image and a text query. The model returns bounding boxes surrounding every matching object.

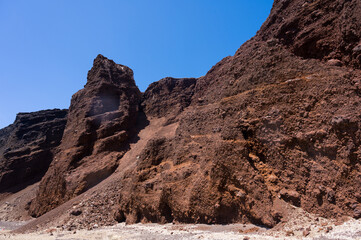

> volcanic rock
[280,189,301,207]
[4,0,361,231]
[258,0,361,69]
[0,109,67,194]
[29,55,142,216]
[111,0,361,226]
[142,77,197,119]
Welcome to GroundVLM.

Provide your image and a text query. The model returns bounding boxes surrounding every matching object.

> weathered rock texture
[258,0,361,69]
[0,109,67,193]
[28,55,142,216]
[113,0,361,227]
[142,77,197,118]
[4,0,361,231]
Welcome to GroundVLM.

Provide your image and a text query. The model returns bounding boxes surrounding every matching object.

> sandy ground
[2,219,361,240]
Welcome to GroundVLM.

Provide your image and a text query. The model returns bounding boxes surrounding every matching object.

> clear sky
[0,0,273,129]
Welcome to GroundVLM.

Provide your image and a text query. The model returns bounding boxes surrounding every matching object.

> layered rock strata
[0,109,67,193]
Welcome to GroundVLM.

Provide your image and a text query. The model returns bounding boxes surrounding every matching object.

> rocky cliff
[258,0,361,69]
[28,55,142,217]
[3,0,361,231]
[0,109,67,194]
[142,77,197,119]
[111,0,361,226]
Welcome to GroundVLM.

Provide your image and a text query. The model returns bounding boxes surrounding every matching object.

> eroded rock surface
[3,0,361,231]
[142,77,197,119]
[111,0,361,227]
[0,109,67,194]
[258,0,361,69]
[28,55,142,217]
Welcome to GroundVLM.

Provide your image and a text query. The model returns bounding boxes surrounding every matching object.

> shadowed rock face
[258,0,361,69]
[4,0,361,230]
[28,55,142,217]
[142,77,197,118]
[0,109,67,193]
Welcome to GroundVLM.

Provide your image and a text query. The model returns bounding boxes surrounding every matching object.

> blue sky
[0,0,273,128]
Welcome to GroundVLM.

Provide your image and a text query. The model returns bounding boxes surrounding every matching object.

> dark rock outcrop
[5,0,361,231]
[0,109,67,193]
[115,133,277,226]
[258,0,361,69]
[142,77,197,118]
[111,0,361,227]
[29,55,142,216]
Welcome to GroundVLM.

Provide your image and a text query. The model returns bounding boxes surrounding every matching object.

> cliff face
[142,77,197,119]
[3,0,361,230]
[193,0,361,104]
[113,0,361,226]
[258,0,361,69]
[28,55,142,217]
[0,109,67,193]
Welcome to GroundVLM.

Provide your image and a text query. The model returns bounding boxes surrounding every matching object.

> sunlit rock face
[29,55,141,216]
[5,0,361,230]
[257,0,361,69]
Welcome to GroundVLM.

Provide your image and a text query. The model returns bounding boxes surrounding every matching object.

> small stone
[70,209,82,216]
[313,188,321,197]
[303,229,310,237]
[326,189,336,204]
[353,207,361,219]
[326,226,333,233]
[327,59,342,66]
[331,115,349,127]
[268,174,278,183]
[236,190,246,199]
[280,188,301,206]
